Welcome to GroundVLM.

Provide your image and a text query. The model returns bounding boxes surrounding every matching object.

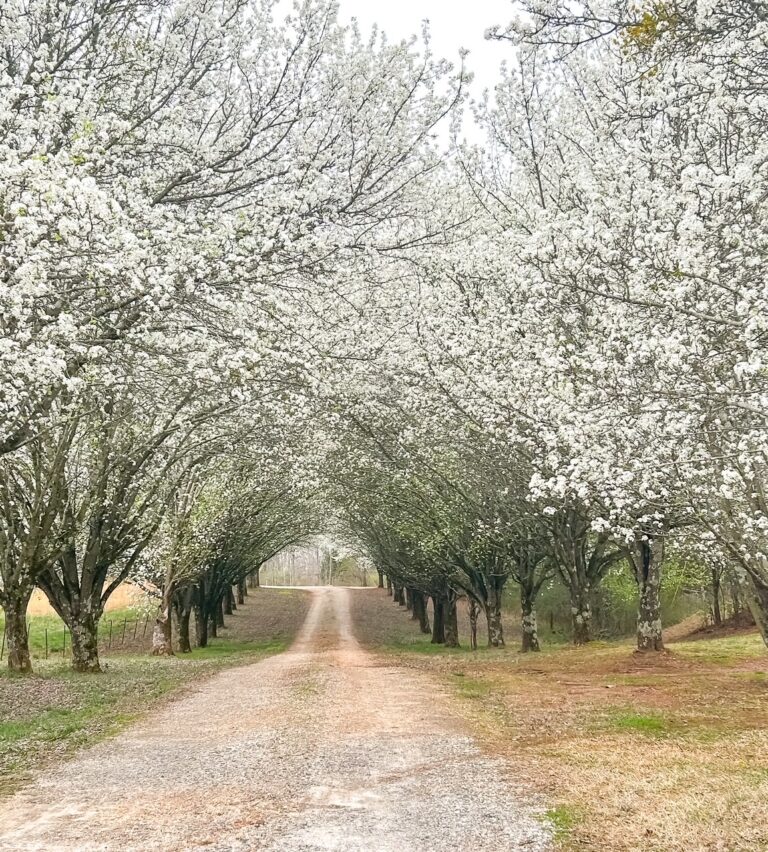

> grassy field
[350,588,768,852]
[0,587,310,797]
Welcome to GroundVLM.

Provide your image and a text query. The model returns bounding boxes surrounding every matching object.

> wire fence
[0,613,155,661]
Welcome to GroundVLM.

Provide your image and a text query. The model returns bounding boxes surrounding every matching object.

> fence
[0,614,154,661]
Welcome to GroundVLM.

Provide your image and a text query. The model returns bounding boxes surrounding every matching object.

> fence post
[45,628,48,660]
[121,618,127,646]
[143,614,149,637]
[0,626,5,661]
[62,628,67,658]
[133,619,138,640]
[108,621,113,650]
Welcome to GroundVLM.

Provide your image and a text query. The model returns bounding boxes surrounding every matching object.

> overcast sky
[337,0,514,100]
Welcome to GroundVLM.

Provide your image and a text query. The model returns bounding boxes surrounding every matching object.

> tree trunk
[568,579,593,645]
[237,580,246,605]
[416,592,431,634]
[151,613,173,656]
[742,568,768,648]
[468,597,479,650]
[253,567,261,588]
[151,586,174,656]
[711,567,722,626]
[431,596,445,644]
[223,589,233,616]
[377,570,384,589]
[728,570,743,617]
[444,592,459,648]
[386,576,392,595]
[193,581,208,647]
[629,536,665,652]
[404,587,413,611]
[3,592,32,674]
[177,608,192,653]
[486,575,506,647]
[216,596,225,627]
[409,589,421,621]
[194,601,208,647]
[520,584,540,652]
[69,611,101,673]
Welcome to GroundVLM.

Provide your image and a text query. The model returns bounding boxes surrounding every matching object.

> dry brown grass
[26,583,145,616]
[350,588,768,852]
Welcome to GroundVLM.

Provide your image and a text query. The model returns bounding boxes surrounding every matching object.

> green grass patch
[607,710,671,735]
[184,638,286,659]
[382,633,486,655]
[543,804,582,840]
[0,607,147,659]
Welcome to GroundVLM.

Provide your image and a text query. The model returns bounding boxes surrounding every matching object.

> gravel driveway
[0,587,551,851]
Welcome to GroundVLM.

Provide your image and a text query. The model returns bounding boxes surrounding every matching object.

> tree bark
[151,586,174,656]
[177,608,192,653]
[223,588,233,616]
[416,592,431,634]
[193,582,208,647]
[69,611,101,673]
[409,589,421,621]
[742,569,768,648]
[468,597,479,650]
[568,580,593,645]
[430,595,445,644]
[711,567,722,625]
[486,575,506,647]
[195,601,208,647]
[3,591,32,674]
[377,570,384,589]
[520,584,540,652]
[216,596,225,627]
[729,573,743,616]
[237,579,246,605]
[628,536,665,652]
[151,613,173,656]
[386,576,392,595]
[444,591,460,648]
[404,587,413,611]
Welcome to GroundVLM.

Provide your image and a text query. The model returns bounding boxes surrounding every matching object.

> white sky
[337,0,514,100]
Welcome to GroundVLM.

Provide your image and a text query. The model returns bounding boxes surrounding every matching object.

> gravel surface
[0,587,551,851]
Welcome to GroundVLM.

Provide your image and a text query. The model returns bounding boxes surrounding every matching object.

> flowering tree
[0,0,466,671]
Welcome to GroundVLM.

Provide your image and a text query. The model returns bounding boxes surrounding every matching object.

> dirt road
[0,587,550,851]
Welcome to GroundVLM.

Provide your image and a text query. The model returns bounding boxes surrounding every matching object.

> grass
[451,672,493,699]
[350,587,768,852]
[0,588,310,799]
[607,710,670,735]
[544,805,582,840]
[383,635,475,655]
[673,633,766,664]
[0,607,148,659]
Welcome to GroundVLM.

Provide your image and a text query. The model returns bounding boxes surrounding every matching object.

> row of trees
[0,0,460,672]
[3,0,768,669]
[314,0,768,654]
